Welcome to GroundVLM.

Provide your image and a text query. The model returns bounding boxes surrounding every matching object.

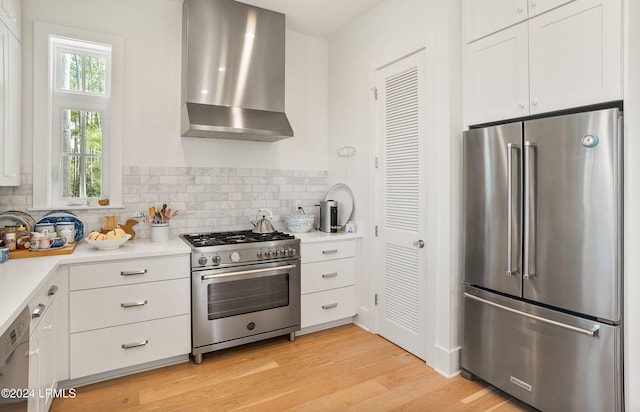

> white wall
[21,0,329,171]
[328,0,462,376]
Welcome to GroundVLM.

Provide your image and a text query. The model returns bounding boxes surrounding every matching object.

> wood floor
[51,324,533,411]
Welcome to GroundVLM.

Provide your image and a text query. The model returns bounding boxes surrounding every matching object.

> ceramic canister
[35,223,55,234]
[56,223,75,243]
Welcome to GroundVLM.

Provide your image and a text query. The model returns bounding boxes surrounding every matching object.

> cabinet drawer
[28,274,60,335]
[70,278,190,333]
[301,286,356,328]
[70,255,189,290]
[301,258,355,294]
[70,315,190,379]
[301,240,356,264]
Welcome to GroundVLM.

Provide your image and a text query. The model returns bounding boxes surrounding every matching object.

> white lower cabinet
[69,315,190,379]
[301,286,356,328]
[300,239,357,329]
[67,255,190,380]
[28,275,60,412]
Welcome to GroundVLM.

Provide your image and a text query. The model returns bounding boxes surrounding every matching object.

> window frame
[32,21,124,210]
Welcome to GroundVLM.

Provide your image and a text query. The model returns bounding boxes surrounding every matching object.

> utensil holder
[150,223,170,242]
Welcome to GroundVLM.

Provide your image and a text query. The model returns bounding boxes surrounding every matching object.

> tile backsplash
[0,166,328,239]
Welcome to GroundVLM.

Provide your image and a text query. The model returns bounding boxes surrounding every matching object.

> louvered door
[375,50,427,360]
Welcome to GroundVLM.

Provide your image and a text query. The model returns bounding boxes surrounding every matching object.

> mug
[51,237,65,248]
[0,246,8,263]
[39,238,53,249]
[40,237,65,249]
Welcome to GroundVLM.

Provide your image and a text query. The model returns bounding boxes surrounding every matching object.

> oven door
[192,259,300,350]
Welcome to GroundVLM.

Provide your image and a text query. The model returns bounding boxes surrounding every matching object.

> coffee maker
[319,200,338,233]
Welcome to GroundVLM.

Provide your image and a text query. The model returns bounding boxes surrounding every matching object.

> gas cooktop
[181,230,300,269]
[181,230,295,247]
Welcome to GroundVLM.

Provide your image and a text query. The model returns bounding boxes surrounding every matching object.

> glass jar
[4,232,16,251]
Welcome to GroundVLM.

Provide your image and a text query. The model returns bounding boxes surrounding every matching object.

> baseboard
[433,344,461,378]
[58,354,189,389]
[297,317,354,336]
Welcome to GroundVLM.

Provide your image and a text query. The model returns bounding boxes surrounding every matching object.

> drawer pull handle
[32,303,45,319]
[121,300,148,308]
[463,293,600,337]
[47,285,59,296]
[322,303,338,310]
[322,249,338,255]
[121,340,149,349]
[322,272,338,278]
[121,269,148,276]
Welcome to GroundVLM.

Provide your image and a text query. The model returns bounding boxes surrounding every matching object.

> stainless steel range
[180,230,301,364]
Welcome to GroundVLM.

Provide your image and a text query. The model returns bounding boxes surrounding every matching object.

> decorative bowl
[285,213,315,233]
[85,234,132,250]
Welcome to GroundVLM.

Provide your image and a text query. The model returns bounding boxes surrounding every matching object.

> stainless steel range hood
[181,0,293,142]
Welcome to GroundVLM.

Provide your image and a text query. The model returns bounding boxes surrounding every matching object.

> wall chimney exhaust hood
[181,0,293,142]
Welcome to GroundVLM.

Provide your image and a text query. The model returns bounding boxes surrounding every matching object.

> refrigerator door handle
[463,292,600,337]
[523,141,536,279]
[507,143,519,277]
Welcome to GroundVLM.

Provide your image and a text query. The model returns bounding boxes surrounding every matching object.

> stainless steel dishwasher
[0,307,30,412]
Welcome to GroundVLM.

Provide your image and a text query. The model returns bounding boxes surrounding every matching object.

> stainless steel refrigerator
[461,107,623,411]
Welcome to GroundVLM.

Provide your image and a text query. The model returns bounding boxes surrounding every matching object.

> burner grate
[182,230,295,247]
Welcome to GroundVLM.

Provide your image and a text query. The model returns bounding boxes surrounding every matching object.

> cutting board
[9,242,78,259]
[99,219,138,239]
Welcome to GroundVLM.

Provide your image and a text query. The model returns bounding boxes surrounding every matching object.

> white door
[374,50,428,360]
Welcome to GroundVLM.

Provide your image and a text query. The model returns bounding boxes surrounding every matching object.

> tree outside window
[56,48,108,201]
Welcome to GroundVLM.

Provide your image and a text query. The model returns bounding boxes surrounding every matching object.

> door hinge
[375,293,378,305]
[375,225,378,237]
[372,87,378,100]
[375,156,379,168]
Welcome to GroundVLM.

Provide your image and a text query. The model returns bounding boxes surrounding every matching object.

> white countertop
[292,230,363,243]
[0,238,190,335]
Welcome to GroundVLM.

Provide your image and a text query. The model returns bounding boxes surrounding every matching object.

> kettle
[250,208,276,234]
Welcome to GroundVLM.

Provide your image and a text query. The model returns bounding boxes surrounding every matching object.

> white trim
[433,344,462,378]
[32,21,123,210]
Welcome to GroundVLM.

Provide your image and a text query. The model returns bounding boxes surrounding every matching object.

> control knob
[289,248,296,257]
[198,256,208,266]
[212,255,221,265]
[229,252,240,263]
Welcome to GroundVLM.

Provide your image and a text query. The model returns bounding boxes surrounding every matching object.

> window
[33,22,123,210]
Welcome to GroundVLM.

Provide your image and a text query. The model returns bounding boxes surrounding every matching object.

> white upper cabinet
[464,0,622,125]
[464,23,530,124]
[463,0,574,42]
[0,0,20,40]
[0,20,20,186]
[528,0,622,114]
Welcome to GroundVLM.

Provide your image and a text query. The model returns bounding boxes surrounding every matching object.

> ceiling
[238,0,386,38]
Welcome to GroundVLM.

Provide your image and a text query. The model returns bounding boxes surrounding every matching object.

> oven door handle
[201,264,297,281]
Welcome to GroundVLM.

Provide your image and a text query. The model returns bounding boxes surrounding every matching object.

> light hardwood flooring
[51,324,534,411]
